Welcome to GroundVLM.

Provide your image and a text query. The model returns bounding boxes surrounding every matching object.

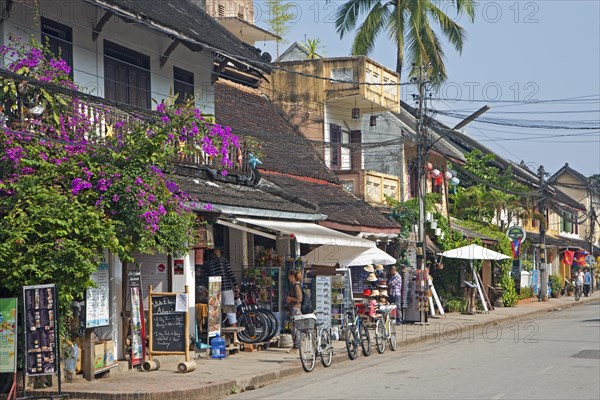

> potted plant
[548,275,563,298]
[62,338,79,382]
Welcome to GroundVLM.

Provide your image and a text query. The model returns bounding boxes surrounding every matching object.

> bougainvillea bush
[0,36,239,319]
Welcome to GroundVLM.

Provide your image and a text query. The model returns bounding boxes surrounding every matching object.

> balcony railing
[1,70,256,180]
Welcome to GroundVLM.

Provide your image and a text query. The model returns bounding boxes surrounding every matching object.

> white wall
[361,112,405,177]
[2,0,216,113]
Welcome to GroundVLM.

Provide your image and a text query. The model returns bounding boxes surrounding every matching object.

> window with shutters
[41,18,73,76]
[238,4,245,19]
[218,4,225,16]
[104,41,151,109]
[173,67,194,104]
[329,124,342,170]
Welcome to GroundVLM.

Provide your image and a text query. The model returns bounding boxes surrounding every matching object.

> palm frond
[335,0,382,38]
[351,2,391,55]
[427,2,467,53]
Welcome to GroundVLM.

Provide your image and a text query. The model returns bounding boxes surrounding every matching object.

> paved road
[233,301,600,400]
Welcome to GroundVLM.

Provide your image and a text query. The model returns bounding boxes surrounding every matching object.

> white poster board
[86,262,110,327]
[315,276,331,329]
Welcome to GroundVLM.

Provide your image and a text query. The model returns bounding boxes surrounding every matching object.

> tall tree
[334,0,476,84]
[265,0,296,58]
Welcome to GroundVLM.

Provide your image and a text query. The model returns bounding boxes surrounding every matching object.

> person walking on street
[286,270,303,351]
[201,248,238,326]
[583,267,591,297]
[387,266,402,325]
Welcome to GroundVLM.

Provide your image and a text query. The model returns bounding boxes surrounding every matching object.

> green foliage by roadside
[445,298,465,313]
[548,275,563,298]
[500,273,517,307]
[518,286,534,300]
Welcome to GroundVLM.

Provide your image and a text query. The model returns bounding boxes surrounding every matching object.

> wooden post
[184,285,190,362]
[148,285,153,361]
[83,328,95,381]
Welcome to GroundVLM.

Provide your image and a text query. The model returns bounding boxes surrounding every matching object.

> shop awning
[304,246,395,267]
[236,218,376,248]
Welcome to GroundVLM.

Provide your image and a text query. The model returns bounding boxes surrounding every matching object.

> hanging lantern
[430,220,438,230]
[435,227,442,236]
[426,212,432,222]
[445,171,453,180]
[426,162,433,171]
[432,169,441,177]
[352,107,360,119]
[450,177,460,186]
[369,115,377,127]
[435,174,443,186]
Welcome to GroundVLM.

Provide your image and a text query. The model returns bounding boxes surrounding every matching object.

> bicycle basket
[294,314,316,331]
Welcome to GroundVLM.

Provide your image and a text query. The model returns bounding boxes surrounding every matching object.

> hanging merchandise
[431,169,441,177]
[435,174,443,186]
[445,171,453,180]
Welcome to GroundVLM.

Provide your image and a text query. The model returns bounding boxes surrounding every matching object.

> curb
[37,296,598,400]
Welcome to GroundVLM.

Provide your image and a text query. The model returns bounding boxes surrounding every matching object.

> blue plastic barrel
[210,334,226,359]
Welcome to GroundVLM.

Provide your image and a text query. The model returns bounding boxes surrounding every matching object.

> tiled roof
[265,173,400,231]
[214,81,339,183]
[550,187,586,211]
[450,219,497,243]
[526,231,599,253]
[172,173,319,215]
[84,0,268,71]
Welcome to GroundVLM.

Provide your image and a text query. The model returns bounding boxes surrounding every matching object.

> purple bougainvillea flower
[203,203,213,211]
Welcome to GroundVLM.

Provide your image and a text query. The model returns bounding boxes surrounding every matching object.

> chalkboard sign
[147,287,190,362]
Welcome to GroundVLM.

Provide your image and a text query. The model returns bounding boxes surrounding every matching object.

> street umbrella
[304,245,396,267]
[437,244,510,314]
[437,244,510,261]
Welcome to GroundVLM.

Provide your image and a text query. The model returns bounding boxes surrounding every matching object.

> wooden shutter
[330,124,342,170]
[350,130,362,170]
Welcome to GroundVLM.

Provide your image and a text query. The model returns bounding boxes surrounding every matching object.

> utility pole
[413,65,430,323]
[538,166,548,301]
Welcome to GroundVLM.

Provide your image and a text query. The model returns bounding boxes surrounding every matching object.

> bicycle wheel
[298,330,316,373]
[320,328,333,368]
[359,322,371,357]
[260,309,279,340]
[374,318,386,354]
[345,326,358,360]
[575,287,581,301]
[238,312,268,343]
[388,319,398,351]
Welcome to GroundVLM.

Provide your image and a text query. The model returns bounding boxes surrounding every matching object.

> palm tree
[334,0,476,84]
[304,38,324,59]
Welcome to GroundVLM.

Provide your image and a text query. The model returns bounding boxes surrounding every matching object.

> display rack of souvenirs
[255,248,284,267]
[330,275,347,329]
[241,266,280,312]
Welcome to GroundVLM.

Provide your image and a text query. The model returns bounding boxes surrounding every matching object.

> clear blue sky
[253,0,600,178]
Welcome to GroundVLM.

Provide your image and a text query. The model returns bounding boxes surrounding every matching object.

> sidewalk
[35,292,599,400]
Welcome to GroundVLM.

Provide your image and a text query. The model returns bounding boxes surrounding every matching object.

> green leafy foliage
[518,286,534,300]
[548,274,563,298]
[445,298,465,313]
[500,273,517,307]
[0,37,242,334]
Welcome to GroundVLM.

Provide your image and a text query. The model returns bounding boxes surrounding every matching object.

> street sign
[506,225,526,241]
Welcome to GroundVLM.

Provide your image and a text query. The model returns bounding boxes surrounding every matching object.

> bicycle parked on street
[293,313,334,373]
[373,304,398,354]
[574,280,583,301]
[344,306,371,360]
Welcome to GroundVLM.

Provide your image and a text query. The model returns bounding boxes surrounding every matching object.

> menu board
[0,298,18,373]
[86,262,110,328]
[128,270,145,366]
[150,294,186,353]
[207,277,221,338]
[23,285,58,376]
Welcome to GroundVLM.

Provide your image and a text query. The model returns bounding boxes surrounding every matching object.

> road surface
[233,301,600,400]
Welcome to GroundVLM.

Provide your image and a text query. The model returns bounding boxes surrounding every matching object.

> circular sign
[157,263,166,273]
[506,225,526,241]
